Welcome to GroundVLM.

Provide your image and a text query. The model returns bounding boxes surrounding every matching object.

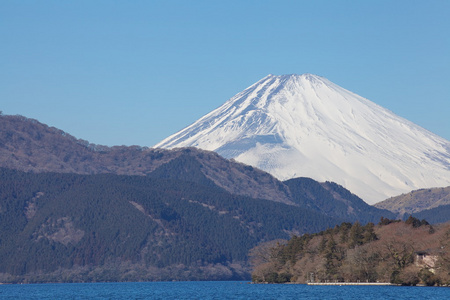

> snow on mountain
[154,74,450,204]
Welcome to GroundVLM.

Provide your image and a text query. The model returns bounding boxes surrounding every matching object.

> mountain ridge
[0,113,393,223]
[374,186,450,218]
[0,114,292,204]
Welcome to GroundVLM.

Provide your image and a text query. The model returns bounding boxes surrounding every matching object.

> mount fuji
[155,74,450,204]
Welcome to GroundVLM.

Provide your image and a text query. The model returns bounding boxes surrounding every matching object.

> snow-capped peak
[155,74,450,204]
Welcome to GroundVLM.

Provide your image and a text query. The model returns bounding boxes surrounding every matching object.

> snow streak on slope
[155,74,450,204]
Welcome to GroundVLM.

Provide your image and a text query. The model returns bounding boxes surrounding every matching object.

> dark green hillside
[0,168,340,283]
[284,178,395,223]
[0,114,397,227]
[413,204,450,224]
[147,149,218,188]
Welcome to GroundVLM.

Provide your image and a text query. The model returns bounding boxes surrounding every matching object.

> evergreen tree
[349,222,363,248]
[362,222,378,243]
[339,222,352,243]
[323,236,341,279]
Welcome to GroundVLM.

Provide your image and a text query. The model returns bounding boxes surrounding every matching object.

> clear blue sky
[1,0,449,146]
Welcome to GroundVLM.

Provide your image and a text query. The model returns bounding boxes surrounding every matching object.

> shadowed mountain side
[284,178,395,223]
[147,149,294,205]
[413,204,450,224]
[0,167,341,283]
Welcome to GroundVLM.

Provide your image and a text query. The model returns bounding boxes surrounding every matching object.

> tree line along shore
[250,217,450,286]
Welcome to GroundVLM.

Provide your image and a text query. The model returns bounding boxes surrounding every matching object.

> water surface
[0,281,448,299]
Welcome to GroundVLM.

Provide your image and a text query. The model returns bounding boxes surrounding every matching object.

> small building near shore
[415,251,438,273]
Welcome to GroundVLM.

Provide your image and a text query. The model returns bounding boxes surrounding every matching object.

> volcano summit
[155,74,450,204]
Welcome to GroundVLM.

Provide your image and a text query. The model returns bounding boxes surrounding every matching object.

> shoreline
[307,282,393,286]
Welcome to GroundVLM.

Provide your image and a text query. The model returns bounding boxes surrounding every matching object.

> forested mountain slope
[0,114,394,223]
[284,178,394,223]
[0,168,341,283]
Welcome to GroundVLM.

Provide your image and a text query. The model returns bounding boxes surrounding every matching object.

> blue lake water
[0,281,448,299]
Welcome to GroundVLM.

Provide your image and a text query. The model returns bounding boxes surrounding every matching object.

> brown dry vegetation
[375,187,450,216]
[250,218,450,286]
